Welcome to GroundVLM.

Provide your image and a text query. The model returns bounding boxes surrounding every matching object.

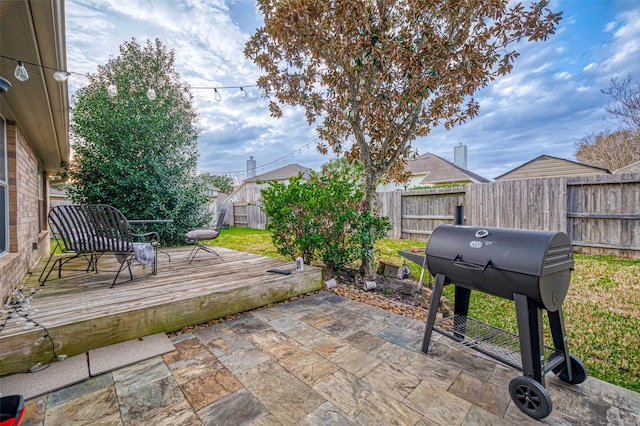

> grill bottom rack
[433,315,561,372]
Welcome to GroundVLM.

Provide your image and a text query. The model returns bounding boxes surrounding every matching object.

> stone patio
[17,292,640,425]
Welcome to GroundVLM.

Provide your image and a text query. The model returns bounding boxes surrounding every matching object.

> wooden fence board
[220,173,638,257]
[378,174,639,257]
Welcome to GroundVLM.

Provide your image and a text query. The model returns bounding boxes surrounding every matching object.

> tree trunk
[359,166,378,278]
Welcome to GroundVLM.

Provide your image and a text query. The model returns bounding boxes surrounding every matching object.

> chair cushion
[133,242,155,265]
[186,229,219,240]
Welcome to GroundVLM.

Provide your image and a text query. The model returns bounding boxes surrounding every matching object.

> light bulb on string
[53,71,70,82]
[240,87,247,100]
[107,80,118,97]
[146,86,157,100]
[14,61,29,81]
[214,88,222,102]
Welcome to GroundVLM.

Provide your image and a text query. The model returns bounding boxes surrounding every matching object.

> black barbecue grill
[400,224,587,420]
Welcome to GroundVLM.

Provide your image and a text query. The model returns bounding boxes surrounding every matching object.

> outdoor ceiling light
[214,88,222,102]
[107,80,118,97]
[14,61,29,81]
[146,86,157,100]
[53,71,71,82]
[0,77,11,93]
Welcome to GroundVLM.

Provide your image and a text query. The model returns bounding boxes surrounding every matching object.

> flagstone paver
[16,291,640,425]
[371,340,420,368]
[278,349,339,386]
[312,368,373,415]
[236,360,325,425]
[353,389,423,426]
[342,330,386,352]
[329,346,383,378]
[297,401,358,426]
[361,362,421,401]
[447,371,511,417]
[43,386,120,425]
[197,387,269,425]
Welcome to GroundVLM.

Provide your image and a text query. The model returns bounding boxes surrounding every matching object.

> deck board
[0,247,323,376]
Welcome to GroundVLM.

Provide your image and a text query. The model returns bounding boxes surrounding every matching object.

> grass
[211,227,640,392]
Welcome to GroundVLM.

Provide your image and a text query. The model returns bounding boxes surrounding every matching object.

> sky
[64,0,640,181]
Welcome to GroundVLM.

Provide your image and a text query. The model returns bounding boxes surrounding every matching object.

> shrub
[260,171,390,276]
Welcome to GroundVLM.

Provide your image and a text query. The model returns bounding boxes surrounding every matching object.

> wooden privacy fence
[379,173,640,258]
[219,202,268,230]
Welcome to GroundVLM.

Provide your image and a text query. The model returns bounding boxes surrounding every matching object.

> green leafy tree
[246,0,561,276]
[261,171,390,276]
[68,38,209,244]
[198,172,234,195]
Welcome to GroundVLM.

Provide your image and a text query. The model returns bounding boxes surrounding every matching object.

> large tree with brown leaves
[245,0,562,275]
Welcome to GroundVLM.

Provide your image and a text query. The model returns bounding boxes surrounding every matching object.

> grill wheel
[549,353,589,385]
[509,376,553,420]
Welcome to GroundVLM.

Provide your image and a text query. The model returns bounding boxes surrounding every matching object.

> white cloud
[65,0,640,181]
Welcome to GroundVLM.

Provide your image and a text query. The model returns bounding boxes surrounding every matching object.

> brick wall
[0,122,50,304]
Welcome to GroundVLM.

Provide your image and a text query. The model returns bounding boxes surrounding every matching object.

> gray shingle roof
[407,153,489,184]
[245,164,312,182]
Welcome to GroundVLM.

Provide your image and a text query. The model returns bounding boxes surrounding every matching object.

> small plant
[384,289,393,295]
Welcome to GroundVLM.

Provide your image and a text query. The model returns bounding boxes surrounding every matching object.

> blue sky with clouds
[65,0,640,181]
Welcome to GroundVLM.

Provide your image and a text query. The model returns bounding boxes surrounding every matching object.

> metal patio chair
[185,208,227,264]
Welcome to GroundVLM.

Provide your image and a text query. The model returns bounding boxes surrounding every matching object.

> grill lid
[426,225,573,278]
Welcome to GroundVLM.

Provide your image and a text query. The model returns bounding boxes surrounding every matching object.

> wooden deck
[0,246,323,376]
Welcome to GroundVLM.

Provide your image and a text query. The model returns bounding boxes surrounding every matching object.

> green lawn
[211,227,640,392]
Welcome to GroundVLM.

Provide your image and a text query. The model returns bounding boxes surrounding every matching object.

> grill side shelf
[433,315,561,372]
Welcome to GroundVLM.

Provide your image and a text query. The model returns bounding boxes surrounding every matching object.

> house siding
[0,123,50,304]
[496,156,609,180]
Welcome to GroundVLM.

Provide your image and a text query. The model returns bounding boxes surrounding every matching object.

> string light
[1,54,85,81]
[215,139,319,177]
[14,61,29,81]
[191,85,258,102]
[1,54,258,102]
[146,86,157,100]
[0,286,63,374]
[107,80,118,97]
[53,71,71,82]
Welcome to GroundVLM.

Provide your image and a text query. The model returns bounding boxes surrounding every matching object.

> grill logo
[469,240,484,249]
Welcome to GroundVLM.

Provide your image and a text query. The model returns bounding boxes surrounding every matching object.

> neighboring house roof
[407,152,489,185]
[614,160,640,174]
[246,164,312,183]
[223,164,313,203]
[495,155,610,181]
[0,0,70,174]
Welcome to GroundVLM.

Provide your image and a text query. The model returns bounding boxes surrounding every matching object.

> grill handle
[451,255,491,271]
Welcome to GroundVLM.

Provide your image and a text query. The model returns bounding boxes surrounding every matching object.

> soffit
[0,0,70,173]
